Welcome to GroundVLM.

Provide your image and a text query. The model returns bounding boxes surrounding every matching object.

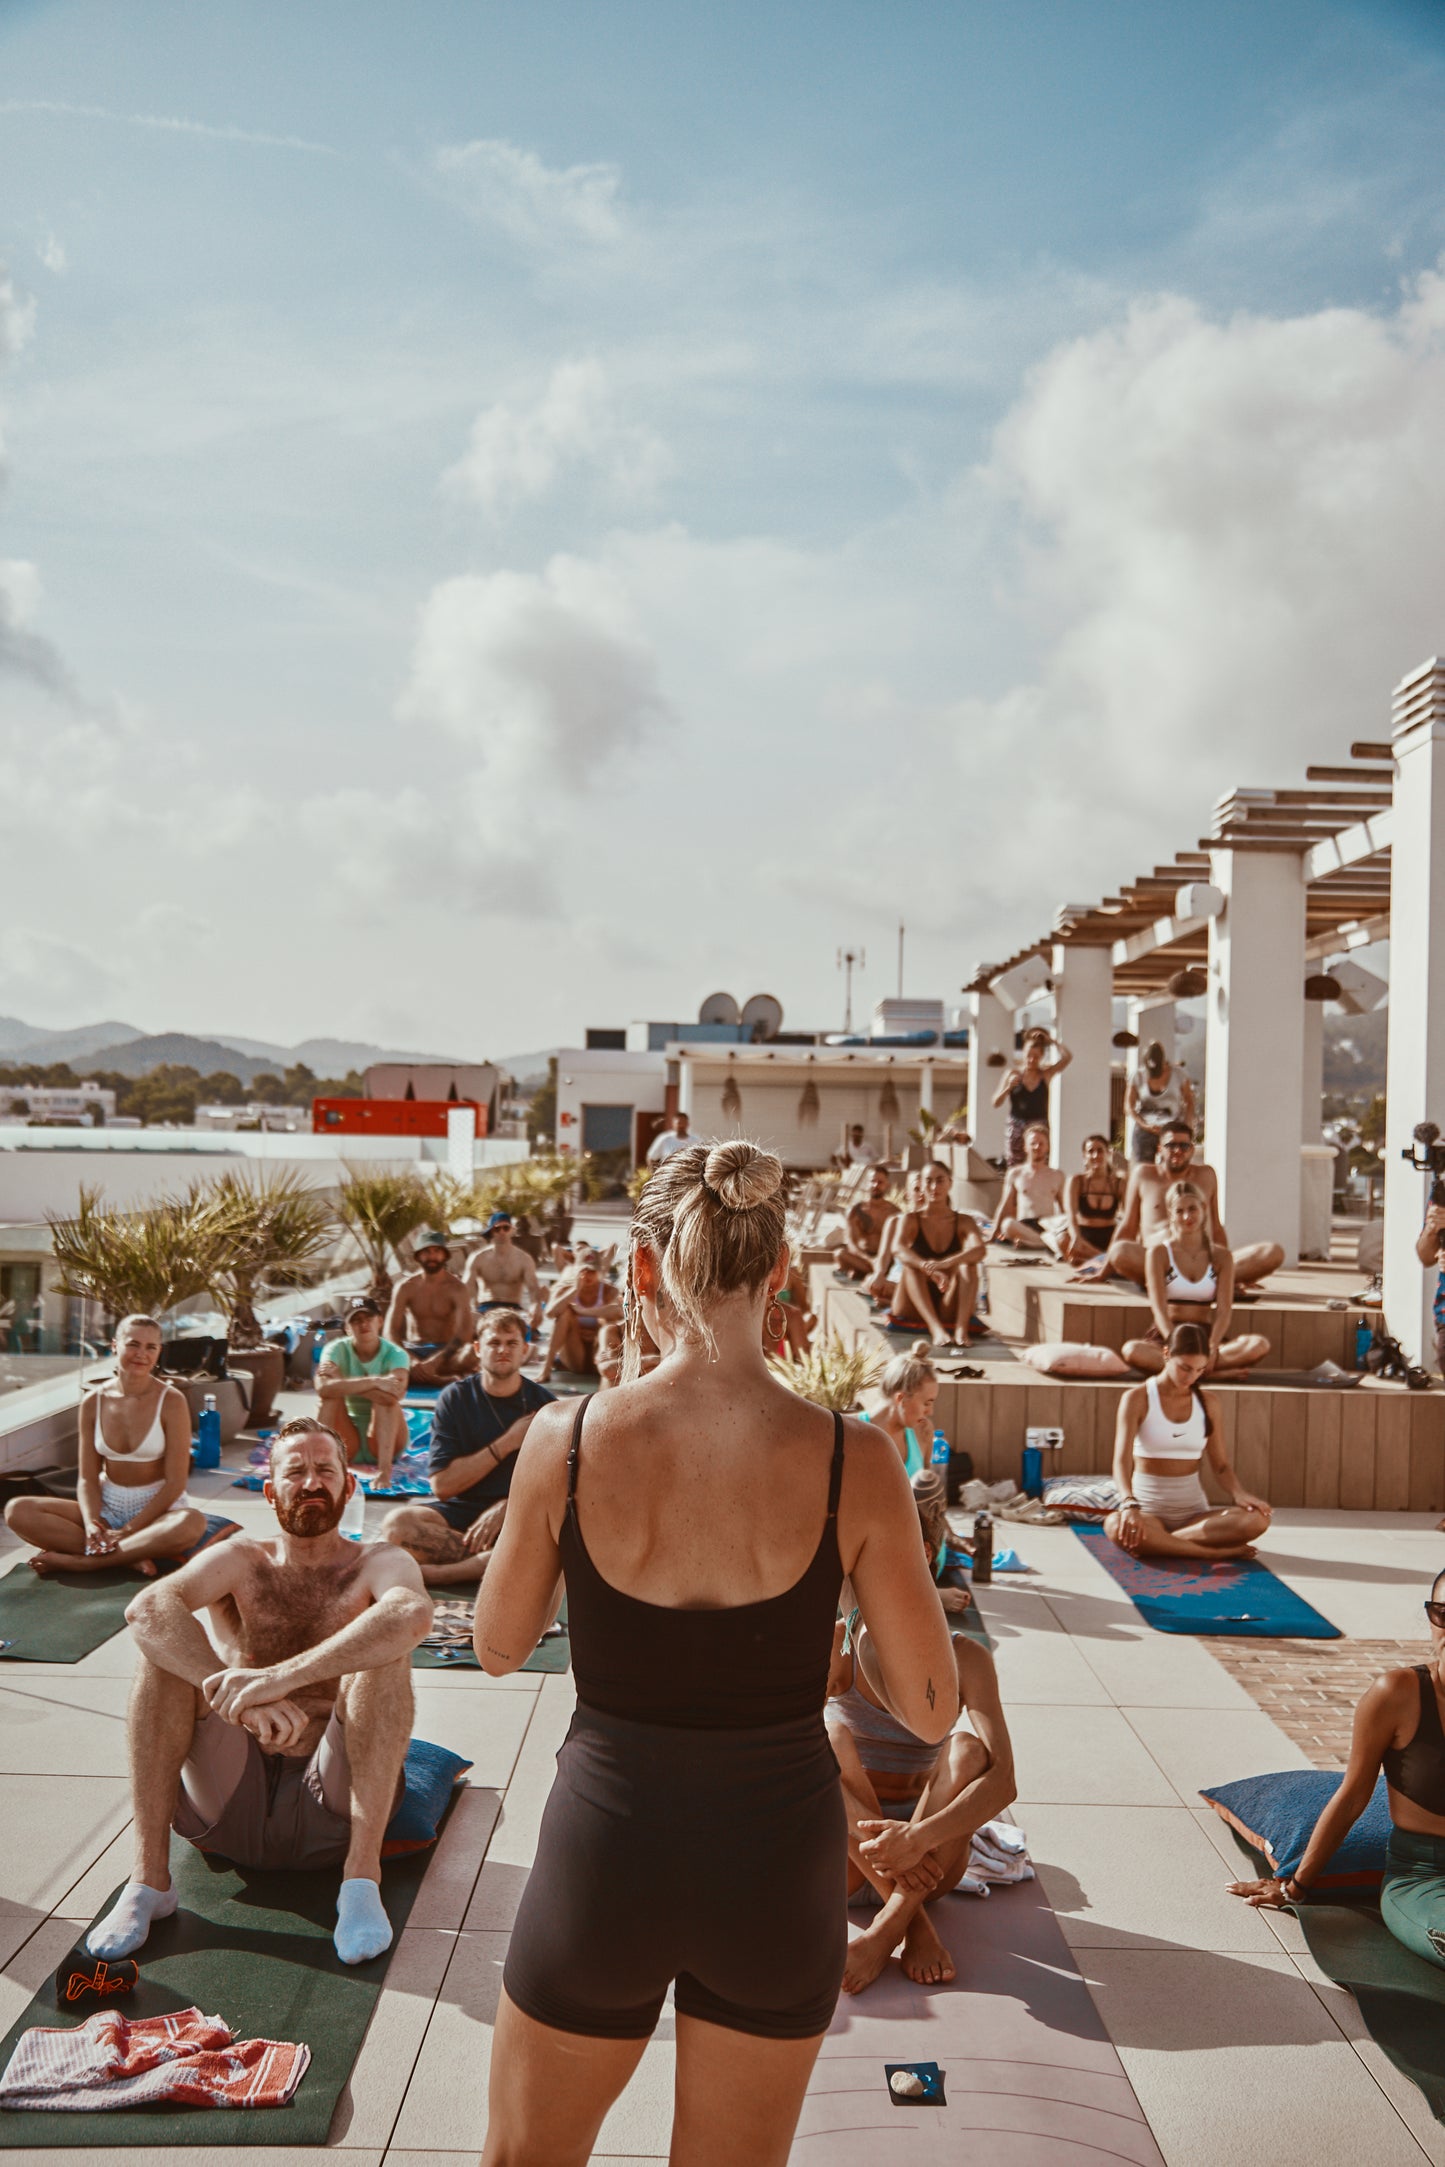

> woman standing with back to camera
[471,1139,958,2166]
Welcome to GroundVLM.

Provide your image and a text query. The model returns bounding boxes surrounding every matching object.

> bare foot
[842,1923,898,1995]
[31,1548,101,1576]
[135,1558,158,1577]
[901,1911,956,1986]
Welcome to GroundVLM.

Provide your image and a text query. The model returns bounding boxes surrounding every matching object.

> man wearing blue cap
[463,1211,543,1333]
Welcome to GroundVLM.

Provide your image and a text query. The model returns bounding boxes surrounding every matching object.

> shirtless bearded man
[464,1213,543,1333]
[87,1418,432,1967]
[834,1165,899,1283]
[386,1232,478,1386]
[1107,1121,1284,1290]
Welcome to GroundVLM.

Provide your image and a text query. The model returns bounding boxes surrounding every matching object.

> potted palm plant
[336,1168,435,1306]
[204,1171,336,1426]
[48,1185,230,1321]
[768,1333,884,1413]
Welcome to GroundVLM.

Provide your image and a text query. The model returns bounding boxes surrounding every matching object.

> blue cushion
[1200,1769,1392,1891]
[382,1738,473,1857]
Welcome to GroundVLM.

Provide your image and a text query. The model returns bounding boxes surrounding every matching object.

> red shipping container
[312,1098,487,1138]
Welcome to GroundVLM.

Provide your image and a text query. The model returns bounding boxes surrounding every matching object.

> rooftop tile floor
[1,1410,1442,2163]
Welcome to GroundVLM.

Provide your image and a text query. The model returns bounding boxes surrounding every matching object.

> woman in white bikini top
[2,1313,204,1575]
[1124,1182,1271,1382]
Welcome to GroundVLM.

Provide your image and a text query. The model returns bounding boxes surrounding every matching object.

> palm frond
[336,1168,436,1301]
[47,1186,232,1322]
[768,1332,883,1412]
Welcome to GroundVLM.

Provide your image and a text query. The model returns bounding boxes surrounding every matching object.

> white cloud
[0,267,36,365]
[431,138,624,246]
[445,358,669,514]
[399,556,672,812]
[0,559,76,697]
[0,99,335,155]
[0,930,117,1024]
[967,265,1445,821]
[36,231,66,276]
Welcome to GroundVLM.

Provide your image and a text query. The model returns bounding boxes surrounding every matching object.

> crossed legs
[1103,1502,1271,1561]
[379,1503,492,1587]
[894,1263,979,1347]
[4,1495,205,1578]
[832,1723,988,1992]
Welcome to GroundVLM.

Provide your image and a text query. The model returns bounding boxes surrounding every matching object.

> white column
[1206,846,1307,1261]
[1382,658,1445,1367]
[1300,999,1324,1144]
[1126,996,1177,1157]
[1049,943,1114,1169]
[966,989,1012,1159]
[676,1057,694,1117]
[917,1061,935,1117]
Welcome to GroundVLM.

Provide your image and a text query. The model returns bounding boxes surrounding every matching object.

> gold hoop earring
[765,1300,786,1344]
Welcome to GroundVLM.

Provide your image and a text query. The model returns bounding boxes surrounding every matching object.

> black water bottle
[972,1509,993,1586]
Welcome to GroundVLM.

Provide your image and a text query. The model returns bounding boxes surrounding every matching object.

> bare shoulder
[1119,1381,1148,1417]
[838,1411,911,1498]
[360,1539,427,1598]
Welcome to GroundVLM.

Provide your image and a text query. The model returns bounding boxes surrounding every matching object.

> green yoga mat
[0,1834,433,2145]
[414,1595,569,1673]
[1294,1898,1445,2123]
[0,1519,242,1665]
[1232,1832,1445,2123]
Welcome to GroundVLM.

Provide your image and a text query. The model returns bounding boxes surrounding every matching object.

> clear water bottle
[930,1427,950,1471]
[339,1479,367,1541]
[194,1393,221,1470]
[972,1509,993,1586]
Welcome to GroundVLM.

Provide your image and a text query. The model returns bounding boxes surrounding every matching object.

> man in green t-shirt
[316,1298,410,1485]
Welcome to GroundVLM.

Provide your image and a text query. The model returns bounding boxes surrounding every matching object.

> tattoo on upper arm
[926,1677,936,1710]
[485,1643,511,1660]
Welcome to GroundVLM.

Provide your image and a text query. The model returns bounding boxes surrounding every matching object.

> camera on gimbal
[1403,1121,1445,1209]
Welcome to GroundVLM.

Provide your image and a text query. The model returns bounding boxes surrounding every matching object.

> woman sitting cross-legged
[891,1160,988,1352]
[1122,1179,1270,1378]
[1229,1570,1445,1970]
[4,1314,205,1577]
[1105,1322,1272,1561]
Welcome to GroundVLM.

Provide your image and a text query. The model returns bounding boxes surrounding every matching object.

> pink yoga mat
[792,1878,1163,2164]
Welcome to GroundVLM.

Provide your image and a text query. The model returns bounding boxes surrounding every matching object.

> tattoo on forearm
[485,1643,511,1660]
[926,1677,936,1710]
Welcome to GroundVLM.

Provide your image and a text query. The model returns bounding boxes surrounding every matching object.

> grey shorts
[171,1710,396,1871]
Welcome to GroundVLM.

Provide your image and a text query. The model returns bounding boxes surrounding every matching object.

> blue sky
[1,0,1443,1057]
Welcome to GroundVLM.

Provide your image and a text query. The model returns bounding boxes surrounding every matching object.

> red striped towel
[0,2005,310,2111]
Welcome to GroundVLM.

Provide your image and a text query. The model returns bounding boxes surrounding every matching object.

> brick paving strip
[1206,1640,1432,1769]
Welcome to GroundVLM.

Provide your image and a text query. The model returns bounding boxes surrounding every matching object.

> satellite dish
[698,991,741,1027]
[741,992,783,1042]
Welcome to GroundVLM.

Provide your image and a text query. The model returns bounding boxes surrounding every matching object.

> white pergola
[963,656,1445,1368]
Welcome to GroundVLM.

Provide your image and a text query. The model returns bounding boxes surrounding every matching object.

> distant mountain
[0,1016,463,1084]
[0,1015,145,1063]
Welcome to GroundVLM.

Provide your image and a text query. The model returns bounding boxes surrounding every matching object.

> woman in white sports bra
[1122,1181,1270,1379]
[1105,1322,1272,1560]
[3,1313,204,1577]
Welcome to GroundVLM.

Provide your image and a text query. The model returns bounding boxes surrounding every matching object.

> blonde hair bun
[703,1140,784,1212]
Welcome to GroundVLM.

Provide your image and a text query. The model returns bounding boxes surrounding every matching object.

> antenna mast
[837,946,866,1033]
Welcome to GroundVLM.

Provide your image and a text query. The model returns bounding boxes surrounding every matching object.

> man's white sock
[86,1881,178,1958]
[334,1878,392,1965]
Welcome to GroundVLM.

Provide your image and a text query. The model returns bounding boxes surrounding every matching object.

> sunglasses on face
[1426,1601,1445,1628]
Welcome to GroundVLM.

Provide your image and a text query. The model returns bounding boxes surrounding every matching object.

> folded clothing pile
[0,2005,309,2113]
[964,1818,1035,1897]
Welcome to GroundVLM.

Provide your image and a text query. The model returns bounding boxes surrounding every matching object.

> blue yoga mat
[1073,1525,1341,1638]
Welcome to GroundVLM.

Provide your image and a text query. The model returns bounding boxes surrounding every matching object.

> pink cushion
[1021,1341,1133,1378]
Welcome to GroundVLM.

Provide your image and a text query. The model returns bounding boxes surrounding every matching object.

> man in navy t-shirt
[377,1309,554,1587]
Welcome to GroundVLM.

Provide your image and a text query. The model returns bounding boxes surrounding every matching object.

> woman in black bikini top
[471,1139,958,2165]
[1065,1133,1124,1263]
[1229,1568,1445,1971]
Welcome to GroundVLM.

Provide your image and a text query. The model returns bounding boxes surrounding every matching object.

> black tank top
[1008,1075,1048,1122]
[560,1397,845,1730]
[913,1210,961,1260]
[1383,1665,1445,1815]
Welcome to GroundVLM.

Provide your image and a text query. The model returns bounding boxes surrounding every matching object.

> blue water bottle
[930,1428,950,1472]
[1354,1318,1373,1370]
[1021,1441,1043,1497]
[194,1392,221,1470]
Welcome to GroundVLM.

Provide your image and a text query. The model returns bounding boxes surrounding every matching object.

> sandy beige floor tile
[464,1674,575,1929]
[0,1774,131,1911]
[1083,1947,1434,2167]
[1008,1703,1179,1806]
[1125,1704,1308,1807]
[1058,1600,1261,1710]
[406,1784,501,1930]
[388,1930,509,2150]
[1291,1955,1445,2166]
[975,1596,1113,1706]
[0,1675,131,1775]
[409,1682,535,1789]
[330,1925,457,2148]
[1025,1802,1284,1953]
